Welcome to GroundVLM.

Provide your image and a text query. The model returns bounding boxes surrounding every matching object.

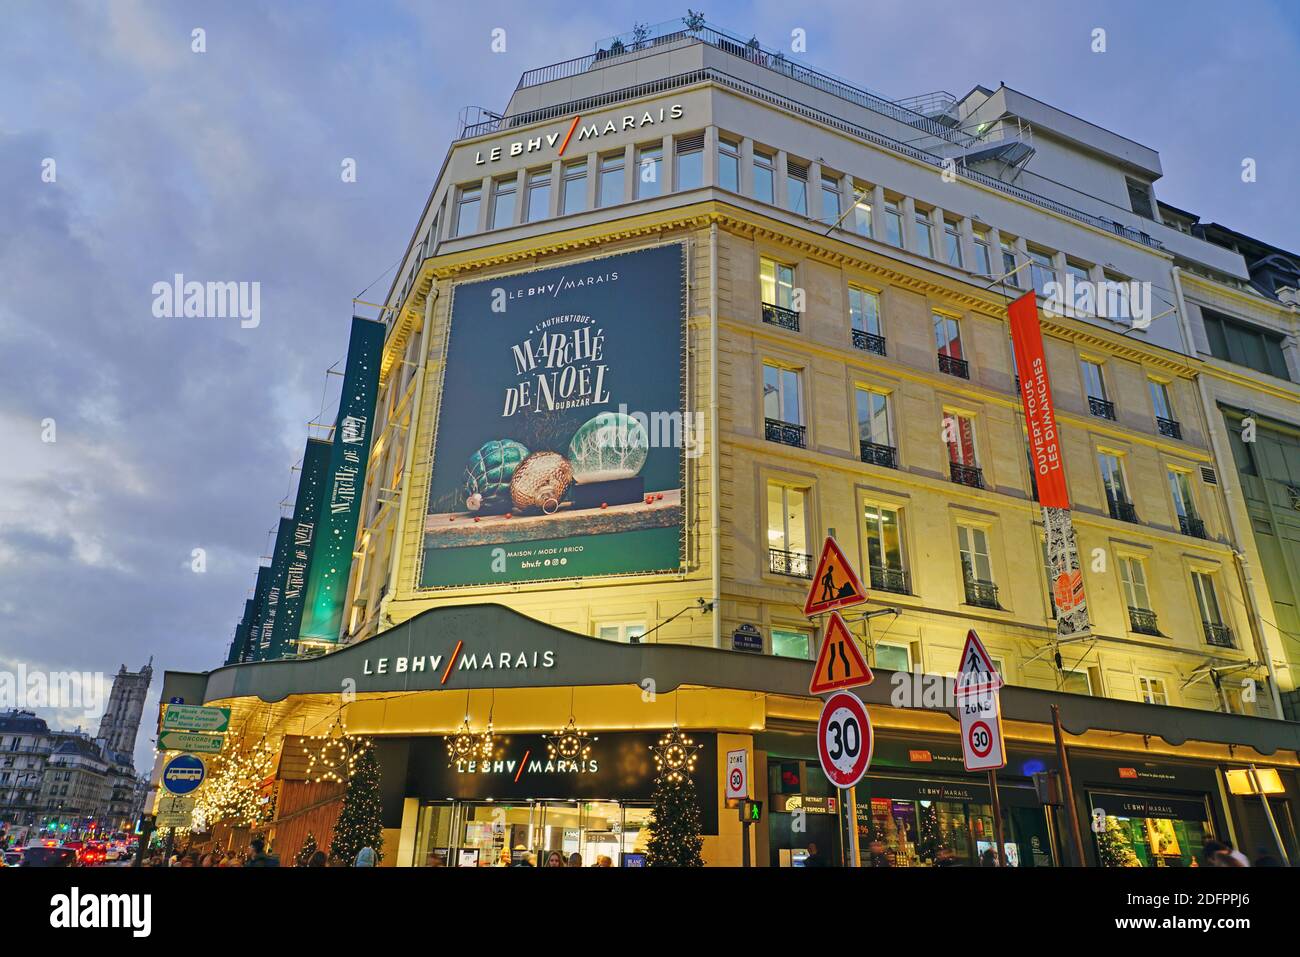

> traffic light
[739,799,763,823]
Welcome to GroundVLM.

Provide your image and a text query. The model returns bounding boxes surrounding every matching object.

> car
[104,847,121,862]
[81,843,106,866]
[20,845,78,867]
[3,851,23,867]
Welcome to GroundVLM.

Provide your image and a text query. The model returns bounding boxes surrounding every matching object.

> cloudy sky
[1,1,1296,771]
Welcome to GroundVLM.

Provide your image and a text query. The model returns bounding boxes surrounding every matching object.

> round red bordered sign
[816,691,874,789]
[968,720,993,759]
[729,768,743,792]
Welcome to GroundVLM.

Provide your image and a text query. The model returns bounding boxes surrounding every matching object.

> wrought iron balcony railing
[869,565,909,594]
[1088,396,1116,420]
[762,302,801,332]
[769,547,813,579]
[860,441,898,469]
[1128,607,1161,636]
[765,418,807,448]
[1178,515,1206,539]
[937,353,969,379]
[1108,498,1139,524]
[950,462,984,489]
[1156,416,1182,440]
[851,329,887,356]
[964,578,1000,609]
[1203,621,1235,648]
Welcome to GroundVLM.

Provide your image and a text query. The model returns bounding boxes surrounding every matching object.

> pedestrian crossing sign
[803,535,868,616]
[809,612,875,695]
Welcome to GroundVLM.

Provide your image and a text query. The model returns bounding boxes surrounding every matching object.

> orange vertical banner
[1008,292,1070,509]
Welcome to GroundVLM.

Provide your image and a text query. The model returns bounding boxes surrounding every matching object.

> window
[933,312,963,359]
[1027,247,1055,296]
[1118,557,1158,635]
[1202,309,1291,380]
[1099,452,1135,520]
[1192,572,1225,628]
[1168,469,1201,537]
[525,168,551,222]
[675,133,704,190]
[760,258,795,309]
[883,201,904,247]
[1060,670,1093,696]
[863,504,906,592]
[914,210,935,258]
[787,160,809,215]
[851,184,872,237]
[455,183,481,236]
[772,627,812,660]
[1065,259,1090,285]
[874,643,911,671]
[1081,360,1114,419]
[972,228,992,275]
[820,175,841,224]
[597,621,646,643]
[767,483,810,572]
[598,152,625,207]
[489,176,516,230]
[1149,378,1179,436]
[636,144,662,199]
[763,363,802,425]
[718,136,740,192]
[958,525,997,607]
[753,149,775,203]
[944,219,963,268]
[946,413,981,487]
[856,388,891,445]
[561,160,587,215]
[1138,675,1168,706]
[1000,238,1020,286]
[848,286,882,334]
[1126,177,1155,219]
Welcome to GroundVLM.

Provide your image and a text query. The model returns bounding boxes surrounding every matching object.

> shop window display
[1089,795,1213,867]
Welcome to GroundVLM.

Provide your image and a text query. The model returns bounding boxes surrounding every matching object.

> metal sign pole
[1051,704,1088,867]
[1248,764,1291,866]
[987,770,1006,866]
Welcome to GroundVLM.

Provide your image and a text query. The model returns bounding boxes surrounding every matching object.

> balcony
[1203,621,1236,648]
[762,302,801,332]
[1108,498,1139,524]
[851,329,887,356]
[860,441,898,469]
[770,547,813,579]
[1128,607,1161,636]
[1178,515,1206,539]
[1156,417,1183,440]
[869,565,909,594]
[950,462,985,489]
[964,578,1000,609]
[1088,396,1116,420]
[765,418,807,448]
[937,353,969,379]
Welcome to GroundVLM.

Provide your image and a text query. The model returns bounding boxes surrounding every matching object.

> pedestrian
[567,852,582,867]
[595,855,613,867]
[802,842,826,867]
[244,837,280,867]
[307,850,328,867]
[354,846,377,867]
[543,850,565,867]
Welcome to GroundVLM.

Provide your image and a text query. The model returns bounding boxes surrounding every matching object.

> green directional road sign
[161,704,231,733]
[157,731,225,754]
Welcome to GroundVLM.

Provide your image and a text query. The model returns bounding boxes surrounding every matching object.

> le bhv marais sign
[472,103,686,166]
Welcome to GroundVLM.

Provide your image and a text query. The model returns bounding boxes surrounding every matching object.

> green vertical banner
[224,598,255,665]
[298,316,385,646]
[268,438,332,659]
[243,564,273,662]
[257,517,296,659]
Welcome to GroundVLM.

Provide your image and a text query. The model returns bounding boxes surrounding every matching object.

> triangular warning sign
[803,536,868,616]
[809,612,875,695]
[956,629,1003,696]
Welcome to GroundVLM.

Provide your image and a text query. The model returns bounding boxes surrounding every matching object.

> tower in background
[95,659,153,763]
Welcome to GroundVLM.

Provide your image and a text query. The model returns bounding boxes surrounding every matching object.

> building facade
[189,20,1300,867]
[96,660,153,761]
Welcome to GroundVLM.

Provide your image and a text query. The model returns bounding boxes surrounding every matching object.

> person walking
[244,837,280,867]
[354,846,377,867]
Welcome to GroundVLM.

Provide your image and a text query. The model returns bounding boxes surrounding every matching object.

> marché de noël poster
[421,244,686,587]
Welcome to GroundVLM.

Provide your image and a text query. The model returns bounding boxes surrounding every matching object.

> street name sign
[157,731,225,754]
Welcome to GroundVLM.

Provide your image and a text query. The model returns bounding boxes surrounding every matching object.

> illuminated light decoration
[651,727,700,786]
[447,717,486,762]
[545,717,596,762]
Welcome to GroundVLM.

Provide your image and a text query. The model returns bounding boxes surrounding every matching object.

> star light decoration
[446,716,494,763]
[545,717,596,762]
[305,719,372,784]
[651,727,700,786]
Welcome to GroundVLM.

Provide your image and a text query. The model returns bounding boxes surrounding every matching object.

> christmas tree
[645,773,704,867]
[330,745,383,865]
[296,832,317,867]
[1096,816,1140,867]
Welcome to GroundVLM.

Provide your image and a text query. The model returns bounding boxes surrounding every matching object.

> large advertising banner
[269,437,331,659]
[1007,291,1090,640]
[256,517,296,658]
[299,316,385,645]
[420,244,686,588]
[242,564,273,663]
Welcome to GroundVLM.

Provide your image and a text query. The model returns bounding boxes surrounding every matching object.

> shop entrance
[1088,791,1215,867]
[412,799,652,867]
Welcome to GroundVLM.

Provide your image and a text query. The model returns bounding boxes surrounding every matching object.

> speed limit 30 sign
[816,691,874,789]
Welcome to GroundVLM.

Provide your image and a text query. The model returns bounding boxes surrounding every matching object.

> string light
[545,716,596,762]
[651,727,700,786]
